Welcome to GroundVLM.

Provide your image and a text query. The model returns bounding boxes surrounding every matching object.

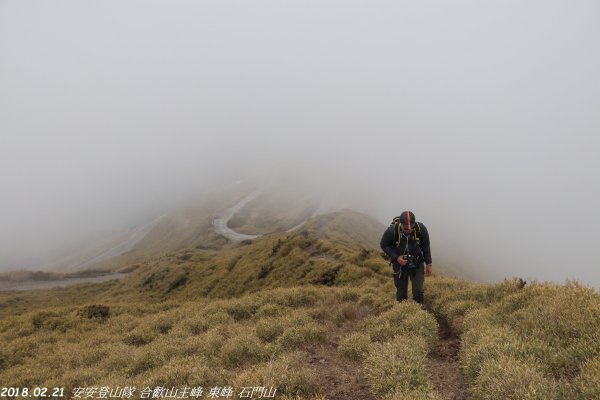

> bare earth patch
[427,317,470,400]
[306,306,376,400]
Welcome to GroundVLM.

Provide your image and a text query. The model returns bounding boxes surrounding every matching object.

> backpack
[390,216,422,248]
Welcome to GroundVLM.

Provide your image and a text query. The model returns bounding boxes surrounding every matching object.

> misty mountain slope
[40,229,142,273]
[52,183,259,274]
[24,183,253,274]
[42,182,324,276]
[100,210,390,302]
[300,209,385,250]
[0,209,390,315]
[34,191,239,275]
[227,185,320,235]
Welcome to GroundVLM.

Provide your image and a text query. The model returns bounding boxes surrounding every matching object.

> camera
[402,254,417,268]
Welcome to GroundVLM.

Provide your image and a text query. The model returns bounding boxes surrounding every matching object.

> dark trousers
[393,263,425,303]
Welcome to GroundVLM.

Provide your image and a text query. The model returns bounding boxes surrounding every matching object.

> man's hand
[396,255,408,266]
[425,264,433,277]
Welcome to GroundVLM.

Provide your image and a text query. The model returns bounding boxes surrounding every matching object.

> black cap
[399,211,416,229]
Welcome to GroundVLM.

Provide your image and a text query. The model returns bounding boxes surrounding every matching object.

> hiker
[380,210,432,303]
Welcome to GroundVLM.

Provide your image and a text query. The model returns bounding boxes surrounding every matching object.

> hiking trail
[426,314,470,400]
[306,305,376,400]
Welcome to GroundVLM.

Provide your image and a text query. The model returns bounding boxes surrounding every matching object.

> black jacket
[380,222,432,267]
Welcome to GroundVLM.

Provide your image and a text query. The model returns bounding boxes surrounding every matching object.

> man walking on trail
[380,210,432,303]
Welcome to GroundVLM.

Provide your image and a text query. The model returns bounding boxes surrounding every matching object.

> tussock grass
[346,300,443,398]
[460,324,552,382]
[364,336,434,397]
[471,355,558,400]
[138,355,232,388]
[0,283,381,398]
[574,357,600,399]
[234,351,320,398]
[338,332,371,360]
[220,333,270,368]
[384,390,443,400]
[276,321,328,350]
[358,301,438,349]
[427,275,600,399]
[255,320,285,343]
[174,310,234,336]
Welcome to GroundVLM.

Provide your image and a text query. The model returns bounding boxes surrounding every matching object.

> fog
[1,1,599,288]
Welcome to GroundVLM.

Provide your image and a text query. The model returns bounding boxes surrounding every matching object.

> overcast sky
[1,1,599,288]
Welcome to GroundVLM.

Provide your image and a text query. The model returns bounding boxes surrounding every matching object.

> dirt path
[306,306,376,400]
[426,317,470,400]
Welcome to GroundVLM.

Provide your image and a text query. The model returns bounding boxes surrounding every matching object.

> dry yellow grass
[2,209,598,400]
[426,275,600,399]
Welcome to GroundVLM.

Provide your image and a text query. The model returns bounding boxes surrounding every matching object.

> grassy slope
[0,209,389,315]
[1,198,599,399]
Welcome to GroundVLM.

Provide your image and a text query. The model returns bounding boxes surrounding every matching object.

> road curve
[212,187,318,241]
[212,188,263,241]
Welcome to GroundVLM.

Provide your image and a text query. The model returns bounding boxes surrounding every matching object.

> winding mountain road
[212,187,313,241]
[212,188,264,241]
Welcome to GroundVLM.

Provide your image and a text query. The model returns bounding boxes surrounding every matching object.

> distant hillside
[227,185,320,235]
[33,182,258,274]
[40,182,328,275]
[7,181,472,290]
[301,209,384,250]
[39,215,165,273]
[95,209,387,303]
